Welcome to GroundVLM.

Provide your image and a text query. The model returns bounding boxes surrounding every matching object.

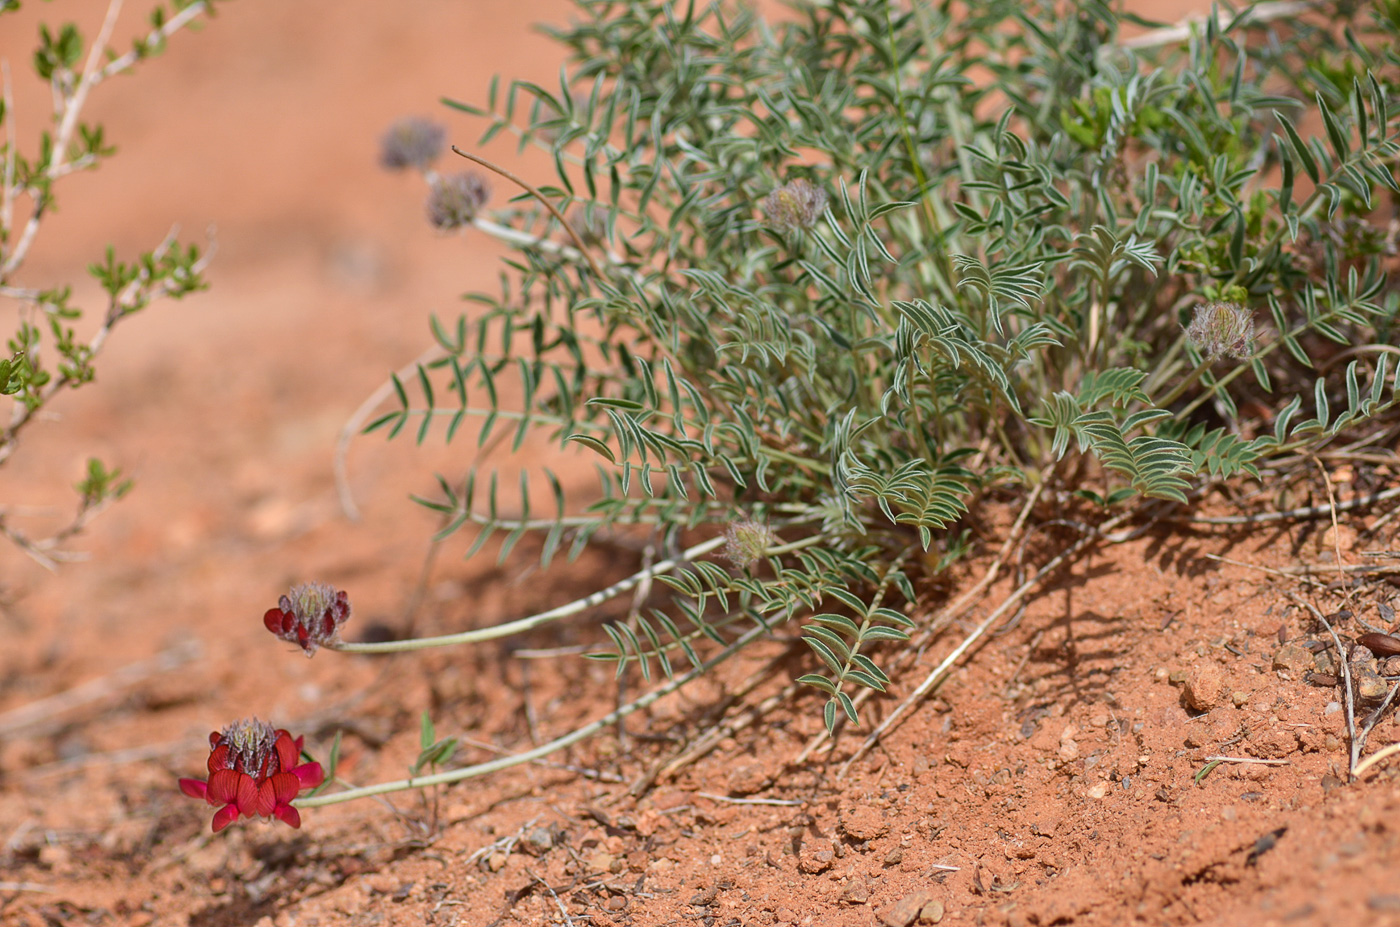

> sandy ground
[4,2,1400,926]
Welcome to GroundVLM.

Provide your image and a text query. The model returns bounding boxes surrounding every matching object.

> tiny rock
[798,843,835,873]
[1356,669,1389,701]
[881,889,939,927]
[841,805,890,841]
[586,851,617,874]
[919,900,946,924]
[1183,662,1226,710]
[1057,725,1080,761]
[485,851,508,872]
[841,876,871,905]
[1272,643,1314,675]
[522,826,555,856]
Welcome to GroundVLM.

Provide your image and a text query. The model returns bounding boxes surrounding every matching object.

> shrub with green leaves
[353,0,1400,736]
[0,0,217,566]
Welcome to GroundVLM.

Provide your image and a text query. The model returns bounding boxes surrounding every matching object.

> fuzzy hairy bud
[427,172,490,229]
[379,117,446,171]
[762,178,828,233]
[722,519,775,570]
[1185,301,1254,360]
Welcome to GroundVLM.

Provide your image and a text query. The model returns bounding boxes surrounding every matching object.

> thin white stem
[1118,1,1317,50]
[0,225,212,466]
[471,218,631,280]
[1354,741,1400,779]
[0,0,124,279]
[299,621,769,806]
[331,534,728,653]
[0,1,211,280]
[97,2,208,81]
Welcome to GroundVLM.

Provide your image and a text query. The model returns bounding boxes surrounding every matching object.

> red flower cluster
[179,719,324,832]
[264,583,351,656]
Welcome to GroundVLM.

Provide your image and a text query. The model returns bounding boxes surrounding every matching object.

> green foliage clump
[369,0,1400,731]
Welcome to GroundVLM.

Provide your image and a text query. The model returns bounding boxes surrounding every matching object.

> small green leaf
[1276,114,1319,183]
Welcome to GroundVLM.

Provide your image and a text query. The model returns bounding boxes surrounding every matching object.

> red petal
[264,608,286,634]
[207,742,230,775]
[292,761,324,790]
[207,769,242,804]
[274,732,298,771]
[253,779,278,817]
[208,731,223,748]
[178,778,208,800]
[211,803,239,833]
[273,804,301,829]
[270,771,300,804]
[234,772,259,815]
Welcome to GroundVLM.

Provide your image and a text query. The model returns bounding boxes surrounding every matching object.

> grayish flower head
[427,172,490,229]
[722,519,776,570]
[1185,301,1255,360]
[379,117,447,171]
[762,178,828,233]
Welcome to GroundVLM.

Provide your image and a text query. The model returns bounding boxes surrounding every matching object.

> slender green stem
[298,621,770,807]
[1153,358,1210,410]
[331,534,825,654]
[332,535,727,653]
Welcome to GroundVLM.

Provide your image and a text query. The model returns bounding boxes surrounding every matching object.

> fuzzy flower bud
[1185,301,1255,360]
[264,583,351,656]
[762,178,828,233]
[178,718,324,832]
[427,172,490,229]
[378,117,446,171]
[722,519,776,570]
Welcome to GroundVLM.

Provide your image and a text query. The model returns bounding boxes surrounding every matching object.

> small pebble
[1273,644,1314,675]
[522,827,555,856]
[1183,663,1226,710]
[881,889,938,927]
[1356,669,1390,700]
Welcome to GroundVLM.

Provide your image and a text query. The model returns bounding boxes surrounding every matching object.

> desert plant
[195,0,1400,822]
[0,0,216,567]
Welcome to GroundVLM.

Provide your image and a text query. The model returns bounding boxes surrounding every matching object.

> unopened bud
[1185,301,1254,360]
[427,172,490,229]
[762,178,828,233]
[722,519,776,570]
[379,117,446,171]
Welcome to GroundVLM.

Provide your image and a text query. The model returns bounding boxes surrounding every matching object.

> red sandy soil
[4,2,1400,926]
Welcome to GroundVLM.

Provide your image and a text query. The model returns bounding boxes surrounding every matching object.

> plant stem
[299,621,770,807]
[331,534,823,654]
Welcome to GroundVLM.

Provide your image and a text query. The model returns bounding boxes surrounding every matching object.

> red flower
[179,718,324,832]
[264,583,351,656]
